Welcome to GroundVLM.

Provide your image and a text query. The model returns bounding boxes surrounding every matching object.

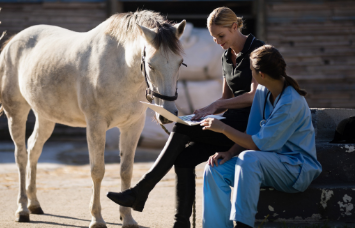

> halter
[141,47,187,103]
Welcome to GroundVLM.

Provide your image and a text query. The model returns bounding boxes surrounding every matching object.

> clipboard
[141,101,225,126]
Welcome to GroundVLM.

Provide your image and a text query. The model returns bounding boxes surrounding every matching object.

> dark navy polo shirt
[222,34,264,98]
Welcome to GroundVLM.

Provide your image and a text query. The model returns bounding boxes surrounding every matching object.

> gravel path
[1,142,345,228]
[0,142,205,228]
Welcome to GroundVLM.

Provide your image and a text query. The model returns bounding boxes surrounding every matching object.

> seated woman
[200,45,322,228]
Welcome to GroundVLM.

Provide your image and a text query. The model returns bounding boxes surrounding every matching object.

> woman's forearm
[212,98,229,114]
[200,118,258,150]
[215,78,257,111]
[222,125,259,150]
[228,143,246,157]
[215,92,254,110]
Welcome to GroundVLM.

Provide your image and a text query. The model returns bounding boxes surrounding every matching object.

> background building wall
[264,0,355,108]
[0,2,107,35]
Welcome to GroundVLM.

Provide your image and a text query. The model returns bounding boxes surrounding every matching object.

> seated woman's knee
[204,159,228,173]
[204,163,212,173]
[237,150,260,167]
[204,161,226,178]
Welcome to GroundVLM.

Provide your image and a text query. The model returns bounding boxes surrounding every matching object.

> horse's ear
[173,20,186,39]
[136,23,156,44]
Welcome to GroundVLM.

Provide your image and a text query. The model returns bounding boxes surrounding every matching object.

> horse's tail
[0,31,9,117]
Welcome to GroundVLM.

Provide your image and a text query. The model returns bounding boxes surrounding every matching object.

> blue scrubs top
[246,84,322,192]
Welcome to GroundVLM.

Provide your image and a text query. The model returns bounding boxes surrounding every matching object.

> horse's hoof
[89,221,107,228]
[90,225,107,228]
[28,206,44,214]
[122,225,139,228]
[121,214,138,228]
[15,214,30,222]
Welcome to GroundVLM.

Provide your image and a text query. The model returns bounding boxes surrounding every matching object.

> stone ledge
[257,184,355,223]
[314,142,355,184]
[311,108,355,142]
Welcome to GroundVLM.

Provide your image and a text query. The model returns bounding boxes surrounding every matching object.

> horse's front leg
[119,116,145,228]
[86,117,107,228]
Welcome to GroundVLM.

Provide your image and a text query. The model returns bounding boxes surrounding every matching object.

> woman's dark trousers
[107,108,250,227]
[172,108,250,228]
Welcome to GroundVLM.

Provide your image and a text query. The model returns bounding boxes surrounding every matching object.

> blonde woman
[107,7,264,227]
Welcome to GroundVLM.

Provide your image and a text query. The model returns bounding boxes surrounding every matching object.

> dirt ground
[0,142,205,228]
[1,142,349,228]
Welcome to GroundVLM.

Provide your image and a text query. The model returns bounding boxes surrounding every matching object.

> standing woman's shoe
[173,167,195,228]
[107,132,191,211]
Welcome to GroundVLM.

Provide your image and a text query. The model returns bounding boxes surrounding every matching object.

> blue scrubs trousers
[203,150,301,228]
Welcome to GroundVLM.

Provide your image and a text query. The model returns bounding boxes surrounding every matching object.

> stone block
[311,108,355,142]
[314,142,355,184]
[257,185,355,223]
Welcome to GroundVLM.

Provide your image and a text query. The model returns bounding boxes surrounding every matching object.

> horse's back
[2,24,79,57]
[0,24,84,76]
[0,24,92,125]
[0,21,144,128]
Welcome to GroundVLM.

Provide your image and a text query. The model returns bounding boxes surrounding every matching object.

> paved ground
[1,142,352,228]
[0,141,205,228]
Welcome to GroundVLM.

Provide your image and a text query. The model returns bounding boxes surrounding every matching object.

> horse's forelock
[152,23,183,56]
[105,10,183,56]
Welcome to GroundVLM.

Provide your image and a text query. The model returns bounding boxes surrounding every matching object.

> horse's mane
[105,10,183,55]
[0,32,14,53]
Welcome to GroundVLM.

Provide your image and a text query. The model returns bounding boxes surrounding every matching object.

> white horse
[0,10,186,228]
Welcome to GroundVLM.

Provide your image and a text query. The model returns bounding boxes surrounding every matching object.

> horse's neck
[121,40,145,89]
[88,22,144,88]
[123,40,143,69]
[95,19,143,61]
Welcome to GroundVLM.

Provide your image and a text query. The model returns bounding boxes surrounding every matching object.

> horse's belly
[42,107,87,127]
[22,83,87,127]
[33,102,87,127]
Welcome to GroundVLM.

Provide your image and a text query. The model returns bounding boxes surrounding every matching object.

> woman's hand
[200,118,226,133]
[191,102,218,120]
[208,151,233,167]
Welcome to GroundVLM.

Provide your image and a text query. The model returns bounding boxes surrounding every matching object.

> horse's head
[137,20,186,124]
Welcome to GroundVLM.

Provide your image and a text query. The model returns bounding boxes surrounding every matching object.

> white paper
[141,102,225,126]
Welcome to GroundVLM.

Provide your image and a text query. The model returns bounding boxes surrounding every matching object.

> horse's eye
[148,64,154,70]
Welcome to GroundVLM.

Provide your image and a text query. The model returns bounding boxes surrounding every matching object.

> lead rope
[159,123,171,136]
[193,168,196,228]
[159,125,196,228]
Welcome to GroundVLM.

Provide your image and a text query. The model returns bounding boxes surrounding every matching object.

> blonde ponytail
[207,7,244,31]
